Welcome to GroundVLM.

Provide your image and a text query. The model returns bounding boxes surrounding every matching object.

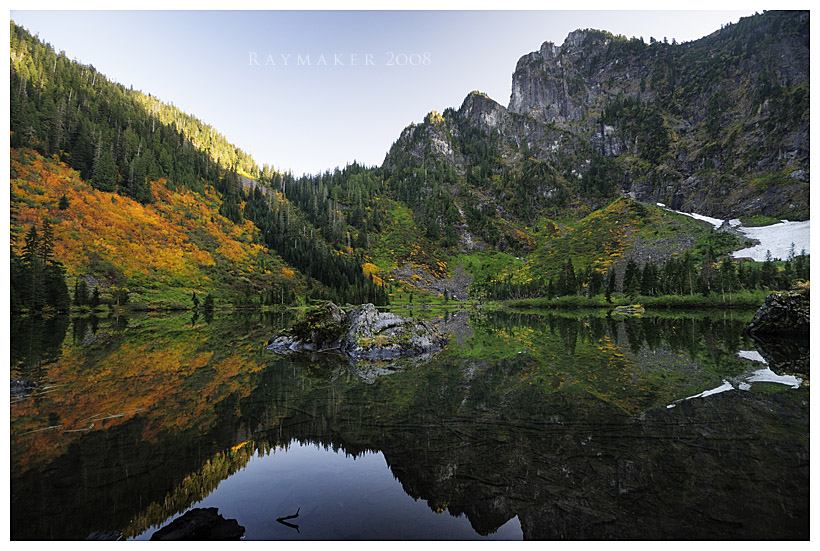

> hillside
[8,12,810,312]
[369,11,809,299]
[9,21,388,311]
[10,148,307,309]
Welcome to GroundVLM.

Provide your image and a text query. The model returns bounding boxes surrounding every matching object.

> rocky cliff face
[509,29,627,124]
[383,11,809,223]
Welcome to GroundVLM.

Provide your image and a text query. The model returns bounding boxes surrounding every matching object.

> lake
[9,308,809,540]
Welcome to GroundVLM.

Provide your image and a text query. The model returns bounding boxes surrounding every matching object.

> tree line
[10,21,259,204]
[477,248,810,302]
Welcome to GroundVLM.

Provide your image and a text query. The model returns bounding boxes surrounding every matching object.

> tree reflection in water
[10,309,809,540]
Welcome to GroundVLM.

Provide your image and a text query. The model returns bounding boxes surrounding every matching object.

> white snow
[746,367,803,389]
[686,380,735,400]
[666,353,804,408]
[664,207,810,261]
[731,220,810,261]
[737,350,767,364]
[674,210,724,228]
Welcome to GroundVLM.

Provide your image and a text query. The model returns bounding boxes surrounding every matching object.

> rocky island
[267,302,447,360]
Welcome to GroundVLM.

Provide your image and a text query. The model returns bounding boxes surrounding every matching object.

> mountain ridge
[383,10,809,226]
[8,12,811,311]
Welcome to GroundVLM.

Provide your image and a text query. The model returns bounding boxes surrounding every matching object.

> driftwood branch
[276,507,300,522]
[276,508,301,532]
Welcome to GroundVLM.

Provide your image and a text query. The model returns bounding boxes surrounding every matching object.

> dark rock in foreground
[10,377,36,395]
[748,287,809,335]
[267,302,447,360]
[750,331,810,376]
[86,530,123,541]
[150,508,244,540]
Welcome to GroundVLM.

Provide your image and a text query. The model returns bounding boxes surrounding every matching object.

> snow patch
[746,367,802,389]
[673,210,724,228]
[687,380,735,400]
[731,220,810,261]
[665,207,810,261]
[666,352,804,408]
[737,350,767,364]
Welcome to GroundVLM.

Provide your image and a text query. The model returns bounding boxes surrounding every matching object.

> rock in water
[267,302,447,360]
[342,303,447,359]
[267,301,346,353]
[748,288,810,335]
[150,508,244,540]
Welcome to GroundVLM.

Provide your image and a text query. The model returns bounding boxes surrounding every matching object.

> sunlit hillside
[10,148,306,308]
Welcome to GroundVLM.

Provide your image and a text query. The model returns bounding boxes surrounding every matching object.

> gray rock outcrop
[748,288,809,335]
[267,302,447,360]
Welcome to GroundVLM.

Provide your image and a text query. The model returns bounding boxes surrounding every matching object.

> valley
[8,10,810,542]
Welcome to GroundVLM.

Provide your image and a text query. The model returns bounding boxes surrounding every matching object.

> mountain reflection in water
[10,309,809,540]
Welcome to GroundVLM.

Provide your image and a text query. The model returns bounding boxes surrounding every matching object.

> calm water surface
[10,308,809,540]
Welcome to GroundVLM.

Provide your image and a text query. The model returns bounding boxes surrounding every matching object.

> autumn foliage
[10,148,302,305]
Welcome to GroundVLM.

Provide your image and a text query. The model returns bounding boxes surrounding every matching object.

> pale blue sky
[10,9,756,175]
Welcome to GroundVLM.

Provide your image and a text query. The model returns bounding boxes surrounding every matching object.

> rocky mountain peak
[562,28,611,54]
[386,11,809,223]
[459,91,507,130]
[508,28,617,124]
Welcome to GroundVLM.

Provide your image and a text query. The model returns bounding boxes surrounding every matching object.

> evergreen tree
[92,149,118,192]
[74,279,89,307]
[623,258,639,295]
[719,259,736,303]
[640,262,658,296]
[627,267,641,301]
[21,225,44,310]
[90,287,100,308]
[606,267,616,302]
[760,250,777,288]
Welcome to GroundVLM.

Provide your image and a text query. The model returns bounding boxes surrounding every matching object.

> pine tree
[22,226,44,310]
[761,250,777,288]
[623,258,638,295]
[74,279,89,307]
[92,149,118,192]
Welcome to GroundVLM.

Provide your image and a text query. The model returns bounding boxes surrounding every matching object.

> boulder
[267,303,447,360]
[150,508,244,540]
[342,303,447,359]
[748,289,809,335]
[10,377,36,395]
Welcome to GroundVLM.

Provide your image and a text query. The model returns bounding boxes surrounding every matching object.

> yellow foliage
[9,148,278,291]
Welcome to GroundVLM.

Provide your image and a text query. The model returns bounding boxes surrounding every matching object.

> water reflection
[10,309,809,540]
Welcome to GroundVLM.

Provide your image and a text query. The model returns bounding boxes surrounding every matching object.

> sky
[10,5,760,176]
